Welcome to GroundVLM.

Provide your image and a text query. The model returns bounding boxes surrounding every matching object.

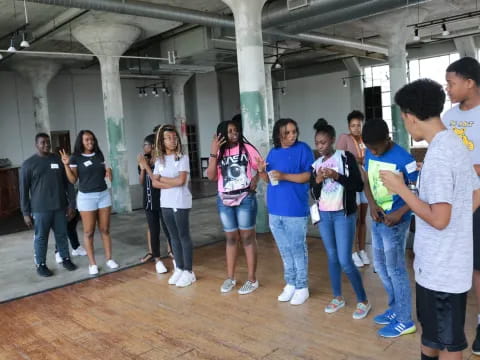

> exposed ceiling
[0,0,479,76]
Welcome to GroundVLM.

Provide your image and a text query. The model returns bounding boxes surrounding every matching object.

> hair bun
[314,118,329,131]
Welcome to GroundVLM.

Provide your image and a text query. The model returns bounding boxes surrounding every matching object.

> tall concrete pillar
[223,0,269,233]
[454,36,478,59]
[12,59,62,134]
[343,57,364,113]
[171,75,193,154]
[374,11,410,149]
[73,23,140,213]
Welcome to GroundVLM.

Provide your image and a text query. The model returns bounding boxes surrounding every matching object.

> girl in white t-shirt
[139,125,194,287]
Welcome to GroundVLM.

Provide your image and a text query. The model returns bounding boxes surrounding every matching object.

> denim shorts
[77,190,112,212]
[356,191,368,205]
[216,192,257,232]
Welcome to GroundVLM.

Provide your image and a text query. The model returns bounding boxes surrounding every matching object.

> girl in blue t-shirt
[257,118,314,306]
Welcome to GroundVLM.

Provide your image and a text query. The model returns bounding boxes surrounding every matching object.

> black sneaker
[473,324,480,355]
[37,264,53,277]
[62,258,77,271]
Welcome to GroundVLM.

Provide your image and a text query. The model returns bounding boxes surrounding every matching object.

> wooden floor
[1,234,479,360]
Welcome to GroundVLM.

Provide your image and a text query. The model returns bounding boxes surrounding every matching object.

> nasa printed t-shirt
[217,144,260,193]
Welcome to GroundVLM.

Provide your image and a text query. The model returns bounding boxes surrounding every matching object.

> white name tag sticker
[50,163,59,169]
[83,160,93,167]
[405,160,417,174]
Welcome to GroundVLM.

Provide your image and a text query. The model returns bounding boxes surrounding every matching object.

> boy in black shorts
[381,78,480,360]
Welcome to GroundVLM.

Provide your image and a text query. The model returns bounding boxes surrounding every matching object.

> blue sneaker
[373,309,396,325]
[378,319,416,338]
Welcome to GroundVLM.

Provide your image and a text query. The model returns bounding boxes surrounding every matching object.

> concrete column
[171,75,193,154]
[374,11,410,150]
[343,57,364,112]
[223,0,269,233]
[73,23,140,213]
[454,36,478,59]
[11,59,61,134]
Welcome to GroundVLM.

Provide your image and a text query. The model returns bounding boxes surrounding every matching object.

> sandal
[140,253,154,263]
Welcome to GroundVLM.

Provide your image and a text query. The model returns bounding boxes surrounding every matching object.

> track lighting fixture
[413,28,420,41]
[20,32,29,48]
[7,38,16,53]
[442,23,449,36]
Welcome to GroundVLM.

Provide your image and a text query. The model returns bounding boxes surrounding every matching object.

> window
[364,52,460,148]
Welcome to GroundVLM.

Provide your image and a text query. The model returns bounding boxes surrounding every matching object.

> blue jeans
[319,211,367,302]
[32,209,70,265]
[269,214,309,289]
[216,193,257,232]
[371,219,412,323]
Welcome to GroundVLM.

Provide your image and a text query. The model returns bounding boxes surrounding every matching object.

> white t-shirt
[153,154,192,209]
[414,130,480,293]
[442,104,480,165]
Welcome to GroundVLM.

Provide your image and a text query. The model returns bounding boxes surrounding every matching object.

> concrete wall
[0,70,172,189]
[195,72,222,161]
[218,72,240,122]
[278,70,352,148]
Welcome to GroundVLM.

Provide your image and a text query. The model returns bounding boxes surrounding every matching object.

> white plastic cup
[386,169,401,195]
[268,171,279,186]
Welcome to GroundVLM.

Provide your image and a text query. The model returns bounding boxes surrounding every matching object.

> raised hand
[59,149,70,166]
[210,133,226,155]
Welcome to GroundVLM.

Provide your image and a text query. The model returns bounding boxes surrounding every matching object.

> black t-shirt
[70,152,107,193]
[138,154,160,210]
[20,153,75,214]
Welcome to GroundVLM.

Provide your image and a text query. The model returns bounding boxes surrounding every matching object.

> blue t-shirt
[364,143,418,222]
[266,141,314,217]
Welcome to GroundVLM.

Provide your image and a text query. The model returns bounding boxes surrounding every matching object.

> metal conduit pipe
[282,0,431,34]
[261,0,372,29]
[26,0,388,54]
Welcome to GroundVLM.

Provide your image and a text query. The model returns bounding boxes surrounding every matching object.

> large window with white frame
[363,52,460,148]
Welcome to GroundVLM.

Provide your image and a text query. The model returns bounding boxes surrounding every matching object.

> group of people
[19,56,480,359]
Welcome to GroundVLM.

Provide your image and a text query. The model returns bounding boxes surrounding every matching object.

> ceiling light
[20,32,29,48]
[274,61,282,69]
[138,88,143,97]
[442,23,449,36]
[152,87,159,96]
[342,78,347,87]
[7,39,16,53]
[0,53,3,60]
[413,28,420,41]
[280,87,286,95]
[165,88,171,96]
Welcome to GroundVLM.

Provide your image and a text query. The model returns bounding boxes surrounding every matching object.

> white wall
[218,72,240,122]
[195,72,222,161]
[0,70,171,188]
[278,70,352,148]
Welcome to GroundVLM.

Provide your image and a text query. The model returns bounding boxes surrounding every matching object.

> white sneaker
[55,252,63,264]
[238,280,259,295]
[290,288,309,305]
[176,271,196,287]
[359,250,370,265]
[72,246,87,256]
[168,268,183,285]
[220,278,236,293]
[106,259,119,269]
[155,260,168,274]
[278,284,296,302]
[352,252,364,267]
[89,264,99,275]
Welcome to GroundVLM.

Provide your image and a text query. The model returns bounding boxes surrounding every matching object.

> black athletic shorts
[474,208,480,270]
[416,283,468,352]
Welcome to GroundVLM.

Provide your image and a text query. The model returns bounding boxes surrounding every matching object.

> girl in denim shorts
[206,119,261,295]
